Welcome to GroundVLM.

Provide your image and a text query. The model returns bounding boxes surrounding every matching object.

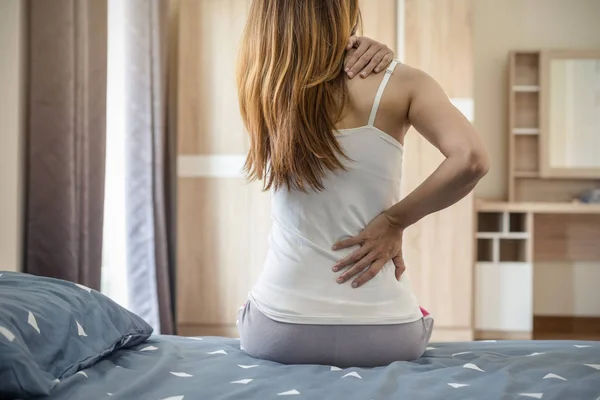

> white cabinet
[475,211,533,337]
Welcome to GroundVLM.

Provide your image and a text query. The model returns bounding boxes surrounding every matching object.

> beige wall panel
[178,0,251,155]
[360,0,397,50]
[402,0,474,330]
[177,178,271,326]
[405,0,472,98]
[430,328,473,342]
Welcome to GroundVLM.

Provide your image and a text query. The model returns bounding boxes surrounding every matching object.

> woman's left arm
[344,36,394,79]
[332,67,489,288]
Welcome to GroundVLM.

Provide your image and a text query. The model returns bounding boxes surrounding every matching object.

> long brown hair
[237,0,361,192]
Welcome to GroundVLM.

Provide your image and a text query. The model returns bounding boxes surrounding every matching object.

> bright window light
[101,0,128,309]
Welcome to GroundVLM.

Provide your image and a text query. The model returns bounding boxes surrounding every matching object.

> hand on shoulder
[343,36,395,79]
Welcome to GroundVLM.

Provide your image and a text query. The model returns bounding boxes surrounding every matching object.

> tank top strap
[367,60,399,126]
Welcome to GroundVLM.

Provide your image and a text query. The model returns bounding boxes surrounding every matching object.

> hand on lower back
[332,212,406,288]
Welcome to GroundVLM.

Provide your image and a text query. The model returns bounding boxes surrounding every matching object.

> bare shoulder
[390,62,419,79]
[373,62,433,117]
[388,63,451,121]
[389,63,441,95]
[342,62,445,133]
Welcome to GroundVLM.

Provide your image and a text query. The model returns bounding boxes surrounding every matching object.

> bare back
[336,62,414,146]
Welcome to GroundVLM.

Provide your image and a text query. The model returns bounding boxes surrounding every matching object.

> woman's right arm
[332,67,489,288]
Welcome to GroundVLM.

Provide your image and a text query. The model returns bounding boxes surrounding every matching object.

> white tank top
[249,61,422,325]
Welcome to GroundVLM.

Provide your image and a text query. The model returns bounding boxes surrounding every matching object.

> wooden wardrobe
[176,0,476,341]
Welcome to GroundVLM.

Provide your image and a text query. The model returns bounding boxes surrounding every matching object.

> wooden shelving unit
[475,50,600,341]
[475,200,600,340]
[508,51,600,203]
[509,52,541,200]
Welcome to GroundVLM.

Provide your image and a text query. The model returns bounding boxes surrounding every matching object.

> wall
[0,0,25,272]
[473,0,600,200]
[535,262,600,316]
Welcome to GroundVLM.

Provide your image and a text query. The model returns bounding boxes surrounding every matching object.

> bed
[1,272,599,400]
[43,336,600,400]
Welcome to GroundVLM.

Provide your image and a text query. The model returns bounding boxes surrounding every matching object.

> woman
[236,0,489,368]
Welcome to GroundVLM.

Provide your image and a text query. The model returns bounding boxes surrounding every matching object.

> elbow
[461,149,490,181]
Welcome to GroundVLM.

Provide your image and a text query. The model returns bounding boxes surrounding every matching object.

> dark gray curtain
[120,0,175,334]
[24,0,108,290]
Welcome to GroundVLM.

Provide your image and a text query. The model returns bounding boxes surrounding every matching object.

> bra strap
[367,60,399,126]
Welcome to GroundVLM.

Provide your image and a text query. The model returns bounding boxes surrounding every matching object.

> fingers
[353,258,387,288]
[359,54,384,78]
[345,38,367,67]
[375,53,394,74]
[332,235,363,251]
[332,245,370,272]
[336,253,376,285]
[344,40,372,78]
[349,46,379,79]
[347,35,359,50]
[344,36,395,78]
[393,255,406,281]
[395,265,403,281]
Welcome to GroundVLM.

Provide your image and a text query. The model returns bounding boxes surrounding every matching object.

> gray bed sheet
[41,336,600,400]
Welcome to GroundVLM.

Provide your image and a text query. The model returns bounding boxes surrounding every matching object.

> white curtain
[102,0,174,334]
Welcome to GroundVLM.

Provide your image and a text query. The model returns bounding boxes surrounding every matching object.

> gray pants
[237,300,434,368]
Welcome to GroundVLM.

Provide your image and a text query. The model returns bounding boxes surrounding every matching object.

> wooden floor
[475,316,600,341]
[533,315,600,341]
[532,332,600,341]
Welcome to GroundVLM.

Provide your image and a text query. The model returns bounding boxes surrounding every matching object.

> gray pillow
[0,271,153,398]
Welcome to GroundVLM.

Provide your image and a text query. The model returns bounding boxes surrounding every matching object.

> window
[101,0,128,309]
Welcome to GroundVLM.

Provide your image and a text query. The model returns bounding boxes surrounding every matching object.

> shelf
[476,200,600,214]
[514,52,539,86]
[475,236,528,263]
[514,171,539,178]
[477,212,504,233]
[477,238,494,262]
[514,92,539,128]
[476,210,530,262]
[509,212,527,232]
[513,85,540,92]
[514,135,538,174]
[500,238,527,262]
[512,128,539,135]
[477,211,529,235]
